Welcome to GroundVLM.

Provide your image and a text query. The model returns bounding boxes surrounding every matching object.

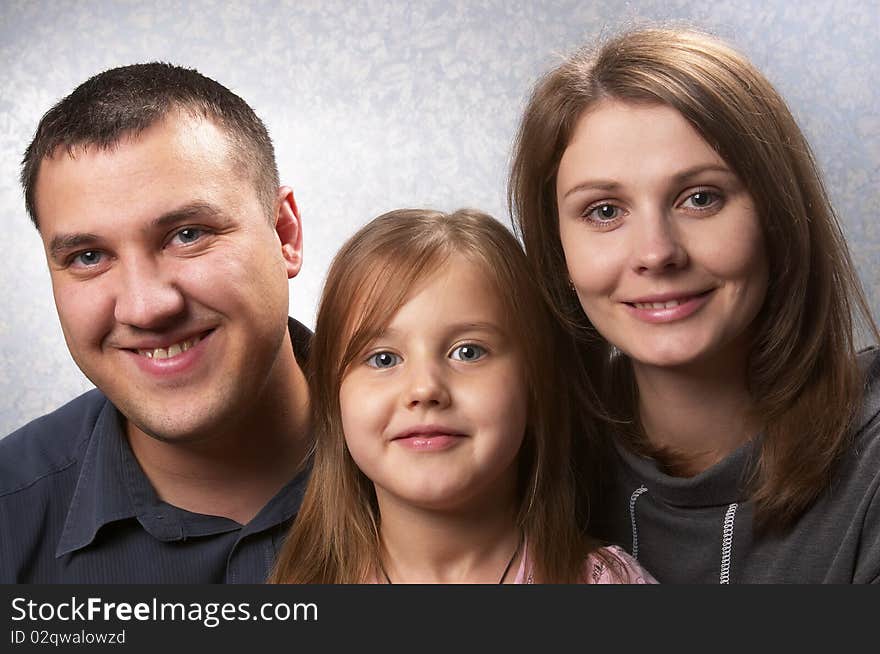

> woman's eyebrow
[561,179,620,200]
[561,163,735,200]
[671,163,734,183]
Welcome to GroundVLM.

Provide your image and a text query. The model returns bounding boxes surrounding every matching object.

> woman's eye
[367,351,400,369]
[449,344,486,362]
[584,203,622,223]
[172,227,204,245]
[680,191,721,210]
[71,250,103,268]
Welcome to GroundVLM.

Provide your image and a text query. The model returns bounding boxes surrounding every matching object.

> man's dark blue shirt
[0,318,311,583]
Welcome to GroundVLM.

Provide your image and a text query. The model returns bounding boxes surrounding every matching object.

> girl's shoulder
[584,545,658,584]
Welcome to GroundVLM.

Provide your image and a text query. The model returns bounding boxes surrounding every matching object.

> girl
[271,208,654,583]
[509,26,880,583]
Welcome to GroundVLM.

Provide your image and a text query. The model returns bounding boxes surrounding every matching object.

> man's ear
[274,186,303,279]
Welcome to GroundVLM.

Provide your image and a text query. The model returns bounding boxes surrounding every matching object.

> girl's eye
[680,191,721,211]
[584,203,622,224]
[366,351,400,369]
[449,344,486,362]
[71,250,103,268]
[172,227,204,245]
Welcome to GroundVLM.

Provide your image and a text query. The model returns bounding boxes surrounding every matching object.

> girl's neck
[632,353,760,477]
[376,490,522,584]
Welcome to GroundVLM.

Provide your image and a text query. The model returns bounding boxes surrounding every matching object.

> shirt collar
[243,458,311,536]
[55,399,142,557]
[55,399,245,558]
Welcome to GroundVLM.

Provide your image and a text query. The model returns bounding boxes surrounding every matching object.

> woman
[509,26,880,583]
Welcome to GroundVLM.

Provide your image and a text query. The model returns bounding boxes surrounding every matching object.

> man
[0,63,312,582]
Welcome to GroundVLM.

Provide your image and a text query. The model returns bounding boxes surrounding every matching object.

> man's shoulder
[288,316,312,365]
[0,388,108,497]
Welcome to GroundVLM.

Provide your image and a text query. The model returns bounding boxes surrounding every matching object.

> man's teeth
[137,336,201,360]
[634,299,684,309]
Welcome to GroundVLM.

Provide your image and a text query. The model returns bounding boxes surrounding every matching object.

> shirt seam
[0,457,78,498]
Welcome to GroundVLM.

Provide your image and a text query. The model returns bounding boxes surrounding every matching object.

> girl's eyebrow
[445,321,505,335]
[379,321,505,340]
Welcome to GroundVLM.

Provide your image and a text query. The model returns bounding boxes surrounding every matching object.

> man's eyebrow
[48,202,232,262]
[48,233,101,261]
[149,202,231,231]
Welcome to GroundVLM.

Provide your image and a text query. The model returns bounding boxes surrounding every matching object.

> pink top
[372,543,657,584]
[513,544,657,584]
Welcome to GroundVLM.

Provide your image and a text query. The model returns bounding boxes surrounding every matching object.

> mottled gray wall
[2,0,878,435]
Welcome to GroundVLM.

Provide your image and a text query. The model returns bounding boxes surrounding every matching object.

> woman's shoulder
[584,545,658,584]
[858,346,880,424]
[850,346,880,454]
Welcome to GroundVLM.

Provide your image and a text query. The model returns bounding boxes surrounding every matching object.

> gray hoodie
[593,347,880,583]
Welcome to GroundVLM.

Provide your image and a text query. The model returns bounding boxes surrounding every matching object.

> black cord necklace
[380,533,523,584]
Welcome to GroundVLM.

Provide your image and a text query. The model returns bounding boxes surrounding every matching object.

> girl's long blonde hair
[509,26,878,529]
[271,208,604,583]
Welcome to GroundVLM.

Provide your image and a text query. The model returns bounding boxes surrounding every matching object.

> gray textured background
[2,0,878,436]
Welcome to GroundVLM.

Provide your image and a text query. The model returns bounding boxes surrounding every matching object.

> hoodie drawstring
[719,502,738,584]
[628,486,739,584]
[628,486,648,559]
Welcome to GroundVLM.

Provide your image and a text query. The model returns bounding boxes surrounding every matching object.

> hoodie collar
[613,436,760,508]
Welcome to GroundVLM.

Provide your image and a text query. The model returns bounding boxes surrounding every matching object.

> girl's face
[555,100,768,373]
[339,254,528,513]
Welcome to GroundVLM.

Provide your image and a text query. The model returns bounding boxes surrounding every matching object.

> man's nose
[113,257,185,329]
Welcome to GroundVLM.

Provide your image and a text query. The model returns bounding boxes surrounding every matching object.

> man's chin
[122,406,230,447]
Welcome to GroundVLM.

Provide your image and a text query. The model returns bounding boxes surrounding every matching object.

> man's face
[34,114,302,443]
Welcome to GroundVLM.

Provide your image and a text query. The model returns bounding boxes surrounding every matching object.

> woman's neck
[632,355,760,477]
[376,490,522,584]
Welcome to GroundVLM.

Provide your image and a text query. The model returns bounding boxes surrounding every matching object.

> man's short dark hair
[21,62,280,228]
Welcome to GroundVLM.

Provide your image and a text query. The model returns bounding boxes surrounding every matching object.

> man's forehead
[44,111,232,162]
[35,119,239,201]
[34,128,245,241]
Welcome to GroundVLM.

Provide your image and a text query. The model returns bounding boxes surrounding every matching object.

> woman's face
[555,100,768,373]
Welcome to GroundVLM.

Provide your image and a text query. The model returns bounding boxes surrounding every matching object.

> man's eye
[71,250,103,267]
[173,227,204,245]
[449,344,486,362]
[366,351,400,369]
